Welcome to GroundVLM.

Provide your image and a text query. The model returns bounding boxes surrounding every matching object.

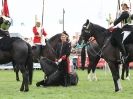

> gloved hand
[55,58,62,65]
[108,24,114,32]
[61,55,66,60]
[58,58,62,62]
[108,26,114,32]
[55,61,59,65]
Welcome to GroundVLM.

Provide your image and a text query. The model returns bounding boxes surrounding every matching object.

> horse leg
[108,62,122,92]
[14,67,20,81]
[87,56,94,81]
[87,64,92,81]
[125,64,130,80]
[36,80,45,87]
[26,56,33,85]
[87,57,100,81]
[45,70,61,86]
[91,57,100,81]
[81,46,86,70]
[16,70,20,81]
[121,64,125,80]
[20,66,29,92]
[121,63,130,80]
[36,75,48,87]
[12,62,20,81]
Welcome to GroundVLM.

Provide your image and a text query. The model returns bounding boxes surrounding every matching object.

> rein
[85,41,101,57]
[45,40,58,59]
[86,35,112,58]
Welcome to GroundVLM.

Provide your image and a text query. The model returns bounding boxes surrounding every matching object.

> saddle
[0,37,21,51]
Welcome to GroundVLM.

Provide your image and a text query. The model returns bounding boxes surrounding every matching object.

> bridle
[82,20,112,57]
[82,21,93,39]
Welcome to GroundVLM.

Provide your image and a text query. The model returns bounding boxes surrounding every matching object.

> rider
[32,20,47,49]
[109,1,133,63]
[55,31,71,86]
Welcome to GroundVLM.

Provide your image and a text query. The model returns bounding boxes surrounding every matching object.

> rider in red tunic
[33,21,47,45]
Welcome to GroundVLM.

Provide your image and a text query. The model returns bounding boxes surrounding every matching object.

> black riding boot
[119,43,127,63]
[41,45,46,49]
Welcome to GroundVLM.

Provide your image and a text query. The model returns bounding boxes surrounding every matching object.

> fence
[76,56,133,68]
[0,63,41,70]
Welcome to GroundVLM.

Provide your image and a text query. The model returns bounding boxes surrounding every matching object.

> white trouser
[0,37,3,39]
[41,36,46,46]
[121,31,131,43]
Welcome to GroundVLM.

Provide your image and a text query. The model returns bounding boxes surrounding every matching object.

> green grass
[0,69,133,99]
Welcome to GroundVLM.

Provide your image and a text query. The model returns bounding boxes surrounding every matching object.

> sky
[1,0,133,38]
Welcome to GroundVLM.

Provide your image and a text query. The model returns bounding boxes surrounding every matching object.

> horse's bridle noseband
[82,22,93,37]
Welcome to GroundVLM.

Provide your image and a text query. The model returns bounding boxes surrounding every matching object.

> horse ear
[86,19,89,24]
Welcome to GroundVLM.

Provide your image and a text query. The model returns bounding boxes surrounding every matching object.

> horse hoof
[24,89,29,92]
[115,89,119,92]
[29,82,32,85]
[16,79,20,81]
[115,89,122,92]
[121,77,124,80]
[80,67,85,71]
[36,82,40,87]
[92,78,97,81]
[125,76,130,80]
[115,88,122,92]
[87,77,92,81]
[20,88,24,92]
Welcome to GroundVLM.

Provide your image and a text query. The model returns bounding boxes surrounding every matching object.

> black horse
[36,57,78,87]
[79,19,133,92]
[35,34,78,87]
[15,33,61,81]
[80,40,130,81]
[0,36,33,92]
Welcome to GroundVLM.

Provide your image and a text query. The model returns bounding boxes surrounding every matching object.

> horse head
[32,33,61,62]
[42,33,61,61]
[48,33,61,49]
[79,19,109,47]
[78,19,93,45]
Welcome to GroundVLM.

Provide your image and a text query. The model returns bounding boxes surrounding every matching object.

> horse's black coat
[78,19,133,92]
[0,36,33,92]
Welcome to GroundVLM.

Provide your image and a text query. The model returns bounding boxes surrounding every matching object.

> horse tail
[26,43,33,85]
[81,45,86,70]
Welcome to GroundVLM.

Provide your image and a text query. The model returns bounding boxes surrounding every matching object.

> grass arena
[0,68,133,99]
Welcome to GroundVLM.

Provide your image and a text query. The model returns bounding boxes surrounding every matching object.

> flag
[2,0,10,17]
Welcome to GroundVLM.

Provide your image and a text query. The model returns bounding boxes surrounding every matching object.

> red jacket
[33,26,47,43]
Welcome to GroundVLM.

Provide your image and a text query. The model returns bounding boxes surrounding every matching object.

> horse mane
[49,33,61,42]
[92,23,107,33]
